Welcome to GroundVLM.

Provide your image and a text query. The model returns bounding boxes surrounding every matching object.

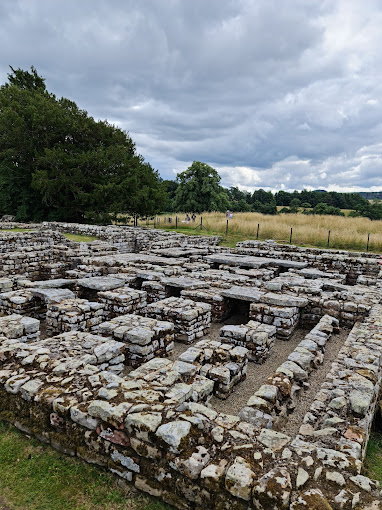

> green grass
[0,421,171,510]
[365,430,382,483]
[0,228,33,232]
[63,233,98,243]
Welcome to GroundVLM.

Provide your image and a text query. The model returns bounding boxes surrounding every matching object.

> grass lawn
[0,230,98,243]
[0,421,171,510]
[63,233,99,243]
[0,228,33,232]
[365,430,382,484]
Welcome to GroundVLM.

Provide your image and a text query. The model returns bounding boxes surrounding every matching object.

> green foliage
[279,207,294,214]
[302,203,345,216]
[174,161,229,213]
[275,189,368,210]
[0,66,165,222]
[290,198,300,209]
[161,179,179,211]
[252,189,277,215]
[355,201,382,220]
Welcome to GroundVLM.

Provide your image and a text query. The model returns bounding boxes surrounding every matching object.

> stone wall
[144,297,212,343]
[0,310,381,508]
[97,314,174,366]
[236,240,380,283]
[239,315,339,429]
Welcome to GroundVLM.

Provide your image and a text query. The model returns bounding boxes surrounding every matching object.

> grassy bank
[0,421,170,510]
[154,212,382,253]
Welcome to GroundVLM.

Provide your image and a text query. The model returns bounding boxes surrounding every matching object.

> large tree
[173,161,229,213]
[0,66,165,221]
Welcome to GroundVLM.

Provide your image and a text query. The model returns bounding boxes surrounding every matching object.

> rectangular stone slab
[221,286,263,302]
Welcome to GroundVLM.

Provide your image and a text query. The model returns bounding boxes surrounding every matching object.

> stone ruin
[0,222,382,509]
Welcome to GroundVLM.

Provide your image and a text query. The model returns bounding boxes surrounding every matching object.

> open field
[154,211,382,253]
[0,421,170,510]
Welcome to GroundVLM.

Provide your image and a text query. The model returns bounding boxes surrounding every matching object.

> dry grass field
[155,211,382,253]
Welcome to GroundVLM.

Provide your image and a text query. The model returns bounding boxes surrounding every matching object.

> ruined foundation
[0,223,381,509]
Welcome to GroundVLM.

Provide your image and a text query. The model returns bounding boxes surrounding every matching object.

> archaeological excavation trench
[0,221,381,509]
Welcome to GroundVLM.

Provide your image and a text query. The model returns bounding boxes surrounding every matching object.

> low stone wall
[236,240,380,283]
[144,297,211,343]
[239,315,338,429]
[0,314,40,342]
[249,293,308,340]
[46,299,106,335]
[219,320,276,362]
[141,280,167,303]
[41,222,222,253]
[0,287,75,319]
[297,305,382,462]
[97,314,174,366]
[178,339,248,399]
[0,313,381,508]
[0,289,37,316]
[97,287,147,317]
[181,287,229,322]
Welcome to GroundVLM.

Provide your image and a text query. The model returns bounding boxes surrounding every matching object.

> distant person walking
[191,213,196,222]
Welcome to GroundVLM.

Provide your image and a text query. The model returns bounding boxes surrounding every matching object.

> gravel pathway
[280,328,349,437]
[209,328,308,416]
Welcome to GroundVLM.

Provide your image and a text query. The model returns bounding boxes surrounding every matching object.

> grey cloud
[1,0,382,191]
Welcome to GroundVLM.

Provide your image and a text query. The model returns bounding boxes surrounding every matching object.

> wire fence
[116,214,380,254]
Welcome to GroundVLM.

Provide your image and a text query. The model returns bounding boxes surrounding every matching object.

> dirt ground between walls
[209,327,307,415]
[169,318,350,439]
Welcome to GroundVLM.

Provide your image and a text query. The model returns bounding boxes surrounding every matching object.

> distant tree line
[163,168,382,220]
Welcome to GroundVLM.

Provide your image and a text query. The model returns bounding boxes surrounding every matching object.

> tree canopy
[174,161,229,213]
[0,66,165,222]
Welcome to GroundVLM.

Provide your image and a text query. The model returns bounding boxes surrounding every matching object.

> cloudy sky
[1,0,382,192]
